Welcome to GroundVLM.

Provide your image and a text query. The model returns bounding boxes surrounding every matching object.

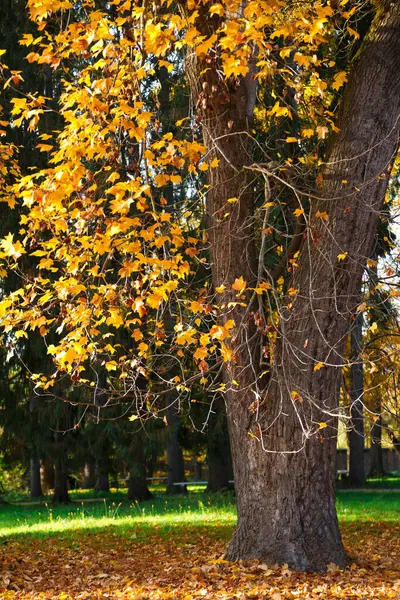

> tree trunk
[187,1,400,571]
[40,458,54,494]
[30,456,43,498]
[94,458,110,492]
[166,401,187,494]
[53,458,70,503]
[29,381,43,497]
[369,398,385,476]
[349,313,366,486]
[81,462,95,489]
[207,397,232,492]
[127,429,152,501]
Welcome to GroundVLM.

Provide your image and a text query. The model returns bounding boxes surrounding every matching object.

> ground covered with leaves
[0,491,399,599]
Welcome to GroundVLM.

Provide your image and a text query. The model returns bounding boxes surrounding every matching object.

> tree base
[225,522,348,573]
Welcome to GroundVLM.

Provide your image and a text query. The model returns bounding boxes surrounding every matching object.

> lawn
[0,489,399,599]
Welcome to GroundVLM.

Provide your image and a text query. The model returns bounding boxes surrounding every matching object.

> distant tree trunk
[127,429,152,501]
[187,0,400,571]
[166,401,187,494]
[94,458,110,492]
[194,461,203,480]
[41,458,54,494]
[53,457,70,503]
[207,397,232,492]
[81,462,95,489]
[349,313,366,486]
[29,382,43,497]
[369,399,385,476]
[30,456,43,498]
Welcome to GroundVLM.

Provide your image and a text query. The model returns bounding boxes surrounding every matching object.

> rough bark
[166,401,187,494]
[207,397,232,492]
[30,456,43,498]
[349,313,366,486]
[187,1,400,572]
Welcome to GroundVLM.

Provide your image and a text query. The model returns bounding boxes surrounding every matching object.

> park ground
[0,481,399,599]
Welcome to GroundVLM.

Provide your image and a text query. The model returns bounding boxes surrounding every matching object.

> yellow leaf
[105,361,118,371]
[132,328,143,341]
[210,319,235,341]
[196,34,217,56]
[316,125,328,139]
[347,26,360,39]
[315,210,328,221]
[301,128,314,138]
[220,342,233,362]
[332,71,348,91]
[232,276,246,293]
[209,3,224,16]
[227,197,238,204]
[318,422,328,429]
[285,137,298,143]
[129,414,139,421]
[36,143,53,152]
[268,101,290,118]
[337,252,348,261]
[369,322,378,334]
[215,284,226,293]
[138,342,149,356]
[176,327,197,345]
[293,208,304,217]
[314,362,324,371]
[194,346,208,360]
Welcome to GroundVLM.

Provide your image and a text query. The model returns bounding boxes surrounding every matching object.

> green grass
[0,488,398,547]
[0,491,236,544]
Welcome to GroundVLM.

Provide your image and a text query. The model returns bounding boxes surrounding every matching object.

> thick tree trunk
[187,1,400,572]
[53,458,70,503]
[30,456,43,498]
[166,401,187,494]
[207,397,232,492]
[349,313,366,486]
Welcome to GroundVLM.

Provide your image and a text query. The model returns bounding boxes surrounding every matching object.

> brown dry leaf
[0,521,399,599]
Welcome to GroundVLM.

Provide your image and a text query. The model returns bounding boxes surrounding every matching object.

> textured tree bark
[349,313,366,486]
[30,456,43,498]
[186,0,400,571]
[166,401,187,494]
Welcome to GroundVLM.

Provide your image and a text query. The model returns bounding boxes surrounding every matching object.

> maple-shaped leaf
[232,277,246,294]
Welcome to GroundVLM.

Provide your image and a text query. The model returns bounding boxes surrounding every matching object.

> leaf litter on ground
[0,520,399,599]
